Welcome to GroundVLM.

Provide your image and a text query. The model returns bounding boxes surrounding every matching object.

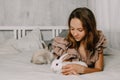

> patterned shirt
[52,30,107,68]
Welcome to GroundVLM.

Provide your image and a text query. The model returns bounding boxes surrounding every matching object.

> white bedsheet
[0,48,120,80]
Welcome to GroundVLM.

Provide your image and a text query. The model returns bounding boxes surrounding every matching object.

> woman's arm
[82,53,104,74]
[62,53,104,75]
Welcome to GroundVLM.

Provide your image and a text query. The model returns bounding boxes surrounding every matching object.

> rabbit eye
[56,63,58,66]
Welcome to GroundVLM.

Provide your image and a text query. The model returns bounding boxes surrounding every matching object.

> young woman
[52,7,106,75]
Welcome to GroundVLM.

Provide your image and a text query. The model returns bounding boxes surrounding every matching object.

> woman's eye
[70,28,74,30]
[78,29,83,32]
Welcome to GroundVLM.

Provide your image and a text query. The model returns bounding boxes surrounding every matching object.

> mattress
[0,26,119,80]
[0,47,120,80]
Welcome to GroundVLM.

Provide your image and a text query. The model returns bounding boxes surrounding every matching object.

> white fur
[51,53,88,73]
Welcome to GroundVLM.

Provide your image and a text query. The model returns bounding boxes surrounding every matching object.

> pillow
[11,28,45,52]
[0,44,19,54]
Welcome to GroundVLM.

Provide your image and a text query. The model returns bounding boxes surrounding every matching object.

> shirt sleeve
[52,37,69,56]
[90,30,107,63]
[52,37,80,61]
[95,30,107,53]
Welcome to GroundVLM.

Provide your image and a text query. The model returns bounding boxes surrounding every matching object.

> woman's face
[70,18,86,42]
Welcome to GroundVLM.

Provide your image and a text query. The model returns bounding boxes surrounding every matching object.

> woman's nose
[73,31,78,36]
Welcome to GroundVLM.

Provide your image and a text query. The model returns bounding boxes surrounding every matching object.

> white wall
[88,0,120,50]
[0,0,88,26]
[0,0,88,42]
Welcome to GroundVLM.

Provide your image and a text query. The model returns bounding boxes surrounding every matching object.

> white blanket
[0,47,120,80]
[0,29,119,80]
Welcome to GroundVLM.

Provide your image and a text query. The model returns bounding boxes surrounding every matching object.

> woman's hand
[61,64,85,75]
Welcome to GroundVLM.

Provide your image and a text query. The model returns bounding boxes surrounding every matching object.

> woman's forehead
[70,18,83,29]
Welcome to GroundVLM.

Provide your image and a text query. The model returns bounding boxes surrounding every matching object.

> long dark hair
[66,7,99,52]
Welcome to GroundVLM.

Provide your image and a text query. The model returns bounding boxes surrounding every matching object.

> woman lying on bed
[52,7,107,75]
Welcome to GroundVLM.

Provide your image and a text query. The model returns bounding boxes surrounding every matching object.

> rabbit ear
[59,53,68,61]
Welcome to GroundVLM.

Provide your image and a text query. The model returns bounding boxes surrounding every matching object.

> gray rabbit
[31,41,54,64]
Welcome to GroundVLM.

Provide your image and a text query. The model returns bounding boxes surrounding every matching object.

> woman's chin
[75,39,80,41]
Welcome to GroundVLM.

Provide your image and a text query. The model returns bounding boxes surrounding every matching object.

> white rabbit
[51,53,88,73]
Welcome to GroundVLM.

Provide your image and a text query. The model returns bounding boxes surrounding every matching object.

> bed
[0,26,119,80]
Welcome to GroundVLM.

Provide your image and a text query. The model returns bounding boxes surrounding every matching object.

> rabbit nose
[56,63,58,66]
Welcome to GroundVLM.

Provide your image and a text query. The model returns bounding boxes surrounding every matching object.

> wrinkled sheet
[0,48,120,80]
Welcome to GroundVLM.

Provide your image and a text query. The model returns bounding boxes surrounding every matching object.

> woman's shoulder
[53,36,65,41]
[87,30,107,64]
[52,36,69,47]
[97,30,105,36]
[96,30,107,49]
